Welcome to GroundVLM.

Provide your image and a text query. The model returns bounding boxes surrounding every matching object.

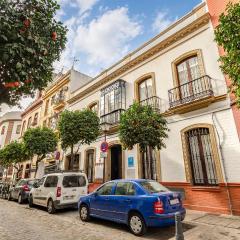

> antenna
[72,57,80,69]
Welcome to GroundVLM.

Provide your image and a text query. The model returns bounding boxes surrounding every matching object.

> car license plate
[63,195,75,200]
[170,198,179,205]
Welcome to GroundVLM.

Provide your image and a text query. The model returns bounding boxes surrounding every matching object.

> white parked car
[29,171,88,214]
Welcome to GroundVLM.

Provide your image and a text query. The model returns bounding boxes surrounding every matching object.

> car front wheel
[47,199,56,214]
[128,212,147,236]
[29,195,34,208]
[79,204,90,222]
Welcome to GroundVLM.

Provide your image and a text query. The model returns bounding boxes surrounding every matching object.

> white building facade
[65,3,240,215]
[0,111,22,181]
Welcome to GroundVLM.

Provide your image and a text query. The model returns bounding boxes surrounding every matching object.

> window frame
[172,49,205,89]
[97,182,115,196]
[181,124,223,186]
[114,182,136,196]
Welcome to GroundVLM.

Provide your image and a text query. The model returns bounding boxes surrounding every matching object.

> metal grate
[186,128,218,186]
[140,96,161,113]
[141,147,157,180]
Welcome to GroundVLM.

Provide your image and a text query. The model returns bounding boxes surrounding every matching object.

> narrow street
[1,199,240,240]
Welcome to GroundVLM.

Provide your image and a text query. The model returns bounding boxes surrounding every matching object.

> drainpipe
[212,112,233,215]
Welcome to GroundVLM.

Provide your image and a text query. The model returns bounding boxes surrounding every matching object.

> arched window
[182,125,221,186]
[85,149,95,183]
[33,112,38,126]
[89,102,98,113]
[1,126,5,135]
[27,117,32,129]
[176,56,201,85]
[138,77,153,102]
[21,121,26,136]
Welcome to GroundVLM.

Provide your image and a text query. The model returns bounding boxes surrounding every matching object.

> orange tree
[215,3,240,106]
[0,0,67,106]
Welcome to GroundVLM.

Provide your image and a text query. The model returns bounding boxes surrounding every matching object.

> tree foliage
[0,141,29,180]
[58,109,100,168]
[0,0,67,106]
[215,3,240,106]
[119,102,169,152]
[23,127,58,176]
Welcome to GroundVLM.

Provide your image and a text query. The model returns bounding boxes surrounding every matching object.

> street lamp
[100,121,111,182]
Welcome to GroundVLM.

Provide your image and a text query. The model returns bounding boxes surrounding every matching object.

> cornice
[42,73,70,100]
[68,12,210,104]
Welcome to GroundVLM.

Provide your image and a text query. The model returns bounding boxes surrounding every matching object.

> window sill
[191,186,221,192]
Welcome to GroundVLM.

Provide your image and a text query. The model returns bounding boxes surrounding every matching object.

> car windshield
[140,181,170,193]
[27,180,35,186]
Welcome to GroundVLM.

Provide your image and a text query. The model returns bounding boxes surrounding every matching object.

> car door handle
[124,199,132,202]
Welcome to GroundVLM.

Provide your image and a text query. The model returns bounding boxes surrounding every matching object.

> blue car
[78,179,186,236]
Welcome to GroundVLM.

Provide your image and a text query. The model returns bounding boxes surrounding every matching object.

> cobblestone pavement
[0,199,240,240]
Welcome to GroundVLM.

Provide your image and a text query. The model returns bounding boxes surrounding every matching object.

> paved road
[0,199,240,240]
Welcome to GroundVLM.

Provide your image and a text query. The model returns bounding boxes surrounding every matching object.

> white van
[29,171,88,214]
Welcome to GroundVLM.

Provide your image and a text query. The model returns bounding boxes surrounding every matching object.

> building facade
[40,69,92,176]
[19,92,43,179]
[0,111,22,181]
[205,0,240,140]
[66,2,240,215]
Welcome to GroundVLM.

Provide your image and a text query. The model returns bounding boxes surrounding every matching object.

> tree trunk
[70,145,74,170]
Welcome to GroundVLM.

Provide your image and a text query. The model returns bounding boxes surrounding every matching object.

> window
[38,177,46,186]
[89,103,98,113]
[33,113,38,126]
[62,175,86,188]
[51,95,55,105]
[100,80,126,117]
[177,56,201,85]
[1,126,5,135]
[86,150,94,183]
[97,182,115,195]
[44,176,58,187]
[115,182,136,196]
[16,124,21,134]
[185,128,218,186]
[27,117,32,129]
[138,77,153,101]
[140,181,169,193]
[21,121,26,136]
[44,99,49,116]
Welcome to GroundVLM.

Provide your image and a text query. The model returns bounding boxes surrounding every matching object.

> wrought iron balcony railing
[100,109,125,125]
[140,96,161,113]
[168,75,214,108]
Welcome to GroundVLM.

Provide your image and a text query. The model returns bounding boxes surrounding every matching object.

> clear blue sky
[54,0,202,76]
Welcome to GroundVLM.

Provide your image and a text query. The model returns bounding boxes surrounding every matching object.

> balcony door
[138,78,153,102]
[177,56,201,102]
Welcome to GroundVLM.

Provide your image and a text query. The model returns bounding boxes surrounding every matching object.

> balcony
[140,96,161,113]
[53,95,65,110]
[168,75,214,113]
[100,109,125,125]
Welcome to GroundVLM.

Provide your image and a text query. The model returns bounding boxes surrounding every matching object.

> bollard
[175,212,184,240]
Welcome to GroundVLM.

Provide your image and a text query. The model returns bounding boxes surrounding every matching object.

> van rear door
[62,175,87,203]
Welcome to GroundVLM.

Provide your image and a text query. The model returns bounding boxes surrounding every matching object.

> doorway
[110,145,122,180]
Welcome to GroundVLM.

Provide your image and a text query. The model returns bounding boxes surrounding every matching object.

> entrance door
[110,145,122,180]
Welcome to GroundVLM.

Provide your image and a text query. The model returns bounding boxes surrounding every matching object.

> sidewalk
[181,210,240,240]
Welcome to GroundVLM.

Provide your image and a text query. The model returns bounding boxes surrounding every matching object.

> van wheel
[79,204,90,222]
[128,212,147,236]
[18,194,23,204]
[29,195,34,208]
[47,199,56,214]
